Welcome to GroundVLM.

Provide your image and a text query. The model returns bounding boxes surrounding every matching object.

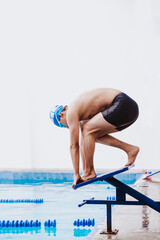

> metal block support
[100,204,118,235]
[76,166,160,235]
[105,177,160,213]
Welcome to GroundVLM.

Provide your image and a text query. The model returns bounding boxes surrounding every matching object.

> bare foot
[81,171,97,181]
[125,146,140,166]
[72,175,84,189]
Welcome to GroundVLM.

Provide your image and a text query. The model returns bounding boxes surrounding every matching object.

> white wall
[0,0,160,170]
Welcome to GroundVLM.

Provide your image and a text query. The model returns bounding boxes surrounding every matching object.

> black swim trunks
[102,93,139,131]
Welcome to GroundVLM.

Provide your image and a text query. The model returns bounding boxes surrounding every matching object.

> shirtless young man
[50,88,139,188]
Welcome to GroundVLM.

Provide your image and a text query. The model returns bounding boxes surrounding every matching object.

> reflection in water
[44,227,56,236]
[141,187,149,230]
[0,227,41,235]
[0,226,57,237]
[73,228,91,237]
[142,205,149,230]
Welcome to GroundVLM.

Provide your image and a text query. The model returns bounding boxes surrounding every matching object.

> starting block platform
[74,164,160,235]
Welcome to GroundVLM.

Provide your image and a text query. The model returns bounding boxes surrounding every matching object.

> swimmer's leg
[80,135,86,172]
[80,129,96,181]
[81,113,139,181]
[81,112,117,181]
[96,134,140,167]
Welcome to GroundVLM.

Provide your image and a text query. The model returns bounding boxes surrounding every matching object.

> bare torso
[68,88,121,121]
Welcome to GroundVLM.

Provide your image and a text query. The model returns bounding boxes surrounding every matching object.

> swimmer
[50,88,139,188]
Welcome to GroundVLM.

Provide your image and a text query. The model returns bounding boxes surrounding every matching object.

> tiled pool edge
[0,169,143,184]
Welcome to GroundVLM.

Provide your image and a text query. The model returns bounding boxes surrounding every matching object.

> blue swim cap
[50,105,66,128]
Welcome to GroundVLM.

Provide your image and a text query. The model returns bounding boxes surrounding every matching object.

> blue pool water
[0,172,142,240]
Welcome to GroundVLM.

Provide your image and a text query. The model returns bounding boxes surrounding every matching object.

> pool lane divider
[73,219,95,227]
[44,220,56,227]
[0,199,43,203]
[0,219,56,228]
[0,219,95,229]
[0,220,41,227]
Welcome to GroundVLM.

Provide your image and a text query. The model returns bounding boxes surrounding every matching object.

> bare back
[68,88,121,121]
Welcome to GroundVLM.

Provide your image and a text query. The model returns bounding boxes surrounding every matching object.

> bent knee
[81,123,90,136]
[81,124,103,142]
[81,122,96,137]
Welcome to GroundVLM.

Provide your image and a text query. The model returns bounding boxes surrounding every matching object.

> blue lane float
[73,219,95,227]
[44,220,56,227]
[0,199,43,203]
[107,196,116,200]
[0,220,41,227]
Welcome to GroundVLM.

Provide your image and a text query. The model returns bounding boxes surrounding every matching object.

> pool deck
[91,178,160,240]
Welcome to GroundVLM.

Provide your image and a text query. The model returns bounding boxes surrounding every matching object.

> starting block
[74,164,160,235]
[143,170,160,180]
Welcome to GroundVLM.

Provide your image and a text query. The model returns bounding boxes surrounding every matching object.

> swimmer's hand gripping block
[73,164,134,189]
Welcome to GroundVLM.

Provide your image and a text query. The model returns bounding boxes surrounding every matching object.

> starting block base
[100,229,119,235]
[76,165,160,234]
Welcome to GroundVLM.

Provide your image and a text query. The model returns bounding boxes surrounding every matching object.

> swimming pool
[0,171,142,239]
